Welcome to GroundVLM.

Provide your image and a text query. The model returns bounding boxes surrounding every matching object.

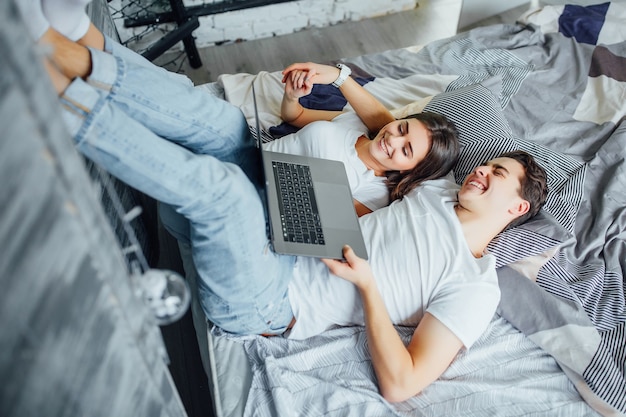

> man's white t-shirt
[263,114,389,211]
[286,174,500,348]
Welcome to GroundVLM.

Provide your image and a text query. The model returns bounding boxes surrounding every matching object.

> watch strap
[332,63,352,88]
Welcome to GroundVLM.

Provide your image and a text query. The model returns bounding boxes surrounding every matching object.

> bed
[176,2,626,416]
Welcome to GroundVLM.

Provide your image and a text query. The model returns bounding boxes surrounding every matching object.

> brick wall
[112,0,418,49]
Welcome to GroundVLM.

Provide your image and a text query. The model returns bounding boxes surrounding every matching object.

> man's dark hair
[500,150,548,228]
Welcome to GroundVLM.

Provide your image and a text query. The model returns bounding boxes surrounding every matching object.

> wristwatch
[332,63,352,88]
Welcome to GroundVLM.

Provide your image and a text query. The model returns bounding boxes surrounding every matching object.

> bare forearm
[40,28,92,80]
[42,58,71,95]
[280,94,304,125]
[76,23,105,50]
[358,283,419,402]
[360,285,464,402]
[323,247,463,403]
[338,78,395,134]
[280,95,342,128]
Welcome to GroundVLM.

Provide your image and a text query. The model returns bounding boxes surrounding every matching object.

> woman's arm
[353,200,373,217]
[281,62,395,133]
[337,76,395,134]
[280,72,342,127]
[322,246,464,402]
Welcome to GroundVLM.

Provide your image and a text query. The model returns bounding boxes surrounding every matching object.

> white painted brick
[222,24,256,42]
[311,8,347,26]
[298,0,336,14]
[193,17,226,44]
[335,0,374,14]
[265,14,309,33]
[213,10,253,29]
[256,2,302,20]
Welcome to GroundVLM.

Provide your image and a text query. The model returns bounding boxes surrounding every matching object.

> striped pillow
[423,79,584,265]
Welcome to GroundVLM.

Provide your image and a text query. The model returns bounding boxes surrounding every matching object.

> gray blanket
[213,3,625,416]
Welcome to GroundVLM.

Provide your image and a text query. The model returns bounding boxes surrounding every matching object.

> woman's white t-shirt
[286,174,500,348]
[263,114,389,211]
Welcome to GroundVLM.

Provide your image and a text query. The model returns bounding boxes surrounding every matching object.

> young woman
[267,62,459,216]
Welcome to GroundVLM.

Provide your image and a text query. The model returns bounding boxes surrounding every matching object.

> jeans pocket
[255,292,293,334]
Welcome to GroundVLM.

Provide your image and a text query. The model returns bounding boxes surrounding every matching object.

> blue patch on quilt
[269,76,374,138]
[558,2,610,45]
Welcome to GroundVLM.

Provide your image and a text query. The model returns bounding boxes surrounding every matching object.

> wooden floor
[154,0,465,85]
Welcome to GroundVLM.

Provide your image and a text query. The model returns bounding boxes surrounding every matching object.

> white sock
[15,0,51,42]
[42,0,92,41]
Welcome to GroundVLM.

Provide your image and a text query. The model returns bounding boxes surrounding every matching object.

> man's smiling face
[458,156,529,217]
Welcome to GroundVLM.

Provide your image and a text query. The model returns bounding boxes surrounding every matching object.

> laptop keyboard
[272,161,325,245]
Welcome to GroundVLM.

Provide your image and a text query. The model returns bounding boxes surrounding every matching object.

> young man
[323,151,547,402]
[26,5,547,403]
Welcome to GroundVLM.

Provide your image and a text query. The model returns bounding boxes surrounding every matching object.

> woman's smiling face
[365,119,431,176]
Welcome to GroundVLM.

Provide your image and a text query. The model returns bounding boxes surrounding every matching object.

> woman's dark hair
[385,111,460,202]
[499,150,549,228]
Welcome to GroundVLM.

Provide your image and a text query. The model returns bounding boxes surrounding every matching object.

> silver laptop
[251,83,368,260]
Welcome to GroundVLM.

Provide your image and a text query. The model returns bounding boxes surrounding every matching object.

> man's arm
[322,246,463,402]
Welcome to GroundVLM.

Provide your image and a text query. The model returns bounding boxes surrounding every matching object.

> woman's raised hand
[280,62,349,127]
[283,69,314,101]
[282,62,342,88]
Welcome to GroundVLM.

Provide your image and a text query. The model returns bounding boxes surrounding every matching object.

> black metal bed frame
[124,0,297,68]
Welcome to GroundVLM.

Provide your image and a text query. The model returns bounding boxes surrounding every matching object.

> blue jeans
[59,45,295,334]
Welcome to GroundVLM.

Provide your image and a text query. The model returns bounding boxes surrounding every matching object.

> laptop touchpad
[316,183,360,230]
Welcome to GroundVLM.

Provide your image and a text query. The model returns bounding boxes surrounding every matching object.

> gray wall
[0,1,186,416]
[458,0,528,29]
